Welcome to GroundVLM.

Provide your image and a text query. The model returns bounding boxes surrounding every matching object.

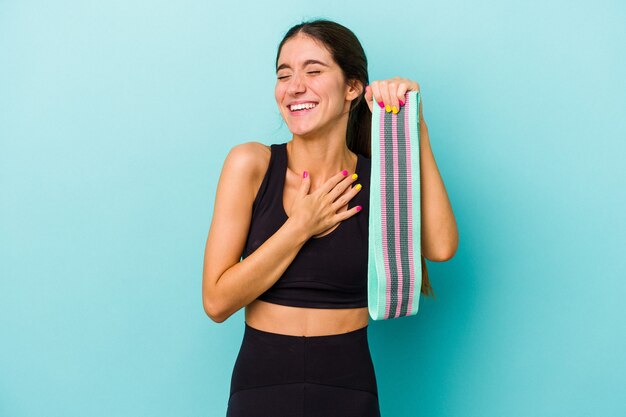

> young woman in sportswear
[202,19,458,416]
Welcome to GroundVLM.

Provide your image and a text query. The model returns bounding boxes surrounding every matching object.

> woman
[202,19,458,416]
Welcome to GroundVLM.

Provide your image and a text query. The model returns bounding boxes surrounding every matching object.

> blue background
[1,1,624,416]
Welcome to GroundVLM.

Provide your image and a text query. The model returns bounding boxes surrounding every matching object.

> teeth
[289,102,317,111]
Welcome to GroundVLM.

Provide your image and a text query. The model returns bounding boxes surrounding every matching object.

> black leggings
[226,322,381,417]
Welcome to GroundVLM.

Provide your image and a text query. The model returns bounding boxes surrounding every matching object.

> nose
[287,72,306,95]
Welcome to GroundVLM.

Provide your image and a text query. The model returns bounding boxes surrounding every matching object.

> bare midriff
[245,299,370,336]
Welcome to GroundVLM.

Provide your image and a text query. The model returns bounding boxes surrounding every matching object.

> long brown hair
[276,19,434,298]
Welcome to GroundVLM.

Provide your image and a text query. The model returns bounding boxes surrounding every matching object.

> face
[275,34,360,137]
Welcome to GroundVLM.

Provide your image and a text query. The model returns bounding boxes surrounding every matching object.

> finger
[318,169,350,196]
[335,204,363,223]
[386,80,400,114]
[370,81,384,110]
[326,169,358,204]
[397,82,409,107]
[299,169,311,197]
[378,81,392,113]
[330,180,362,211]
[329,188,351,211]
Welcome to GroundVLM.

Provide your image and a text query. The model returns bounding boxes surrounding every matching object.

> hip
[229,321,379,398]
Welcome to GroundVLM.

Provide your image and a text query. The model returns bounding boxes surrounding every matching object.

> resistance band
[368,91,422,320]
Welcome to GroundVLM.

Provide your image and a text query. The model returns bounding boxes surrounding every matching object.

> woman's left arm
[365,78,459,261]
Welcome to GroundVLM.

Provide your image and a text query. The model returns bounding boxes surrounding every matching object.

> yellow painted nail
[392,106,399,114]
[385,104,391,113]
[355,183,362,191]
[351,173,358,180]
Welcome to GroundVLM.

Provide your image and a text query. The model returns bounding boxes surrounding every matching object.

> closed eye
[277,71,320,80]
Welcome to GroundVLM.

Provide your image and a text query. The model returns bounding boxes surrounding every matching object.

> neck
[287,137,357,187]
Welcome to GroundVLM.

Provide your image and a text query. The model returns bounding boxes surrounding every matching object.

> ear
[345,79,364,101]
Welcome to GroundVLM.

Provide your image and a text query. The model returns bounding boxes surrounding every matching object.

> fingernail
[303,171,308,178]
[355,205,362,212]
[355,184,362,191]
[392,106,399,114]
[351,173,358,180]
[378,101,384,108]
[399,99,405,106]
[342,170,348,176]
[385,104,391,113]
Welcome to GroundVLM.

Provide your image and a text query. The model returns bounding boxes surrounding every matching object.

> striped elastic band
[368,91,422,320]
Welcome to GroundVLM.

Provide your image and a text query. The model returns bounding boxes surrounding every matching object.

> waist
[245,299,369,337]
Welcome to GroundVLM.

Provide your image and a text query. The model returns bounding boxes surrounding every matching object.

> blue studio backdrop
[1,1,624,416]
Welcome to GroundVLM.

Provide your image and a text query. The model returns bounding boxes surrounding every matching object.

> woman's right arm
[201,143,310,323]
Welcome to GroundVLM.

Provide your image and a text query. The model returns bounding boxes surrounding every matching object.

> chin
[286,123,317,137]
[288,129,314,138]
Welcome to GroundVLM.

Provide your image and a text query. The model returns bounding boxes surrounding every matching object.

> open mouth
[288,102,318,113]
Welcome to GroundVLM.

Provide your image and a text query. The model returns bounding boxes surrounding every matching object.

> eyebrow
[276,59,329,72]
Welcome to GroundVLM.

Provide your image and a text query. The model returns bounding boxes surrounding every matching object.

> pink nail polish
[355,205,362,212]
[378,101,384,108]
[342,170,348,176]
[303,171,308,178]
[399,99,405,106]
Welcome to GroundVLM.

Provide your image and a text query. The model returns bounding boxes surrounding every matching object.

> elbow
[428,249,455,262]
[425,235,459,262]
[204,302,227,323]
[203,271,229,323]
[203,294,227,324]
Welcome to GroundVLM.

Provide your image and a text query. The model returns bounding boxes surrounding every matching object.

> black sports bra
[241,142,370,309]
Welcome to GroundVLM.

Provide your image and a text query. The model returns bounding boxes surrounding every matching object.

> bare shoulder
[228,141,270,174]
[225,141,271,200]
